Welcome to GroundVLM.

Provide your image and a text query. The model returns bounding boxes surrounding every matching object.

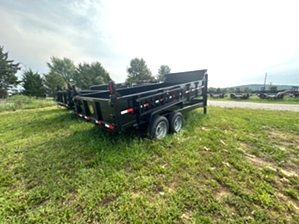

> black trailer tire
[148,115,169,139]
[168,112,183,133]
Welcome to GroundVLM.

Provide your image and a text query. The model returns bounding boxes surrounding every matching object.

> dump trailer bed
[56,82,124,109]
[74,70,208,138]
[56,89,95,109]
[56,82,158,109]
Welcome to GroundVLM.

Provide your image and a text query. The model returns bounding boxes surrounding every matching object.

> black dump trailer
[74,70,208,139]
[56,82,158,109]
[56,83,100,109]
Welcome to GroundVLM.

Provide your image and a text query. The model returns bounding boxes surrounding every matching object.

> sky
[0,0,298,87]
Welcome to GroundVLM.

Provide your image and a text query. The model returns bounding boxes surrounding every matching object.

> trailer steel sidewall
[168,112,183,133]
[148,116,169,139]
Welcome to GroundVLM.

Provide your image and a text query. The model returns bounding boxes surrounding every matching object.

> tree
[126,58,154,83]
[222,88,228,93]
[74,62,111,89]
[0,46,21,98]
[22,69,46,98]
[208,87,217,93]
[47,57,76,83]
[244,87,251,93]
[157,65,171,81]
[44,72,65,98]
[228,88,235,93]
[269,85,277,92]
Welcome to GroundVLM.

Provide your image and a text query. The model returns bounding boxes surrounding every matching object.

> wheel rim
[155,121,167,139]
[173,116,182,132]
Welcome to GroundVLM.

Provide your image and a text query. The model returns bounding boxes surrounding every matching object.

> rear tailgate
[74,92,118,132]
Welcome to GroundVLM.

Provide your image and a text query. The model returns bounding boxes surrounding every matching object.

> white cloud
[0,0,298,87]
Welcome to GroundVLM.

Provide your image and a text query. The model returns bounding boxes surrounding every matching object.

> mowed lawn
[0,105,299,223]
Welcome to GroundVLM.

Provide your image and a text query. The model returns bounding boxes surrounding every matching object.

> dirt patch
[238,142,256,153]
[216,188,230,200]
[239,142,250,150]
[244,154,298,178]
[268,130,299,146]
[277,192,299,213]
[167,182,176,193]
[274,176,290,187]
[131,192,140,199]
[280,169,298,178]
[101,194,117,205]
[64,194,77,205]
[201,126,209,131]
[244,154,275,168]
[268,130,289,141]
[181,211,192,220]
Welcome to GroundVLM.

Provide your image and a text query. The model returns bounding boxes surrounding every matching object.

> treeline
[0,46,171,98]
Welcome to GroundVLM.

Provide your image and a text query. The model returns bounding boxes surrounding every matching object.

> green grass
[0,106,299,223]
[0,95,55,112]
[209,95,299,104]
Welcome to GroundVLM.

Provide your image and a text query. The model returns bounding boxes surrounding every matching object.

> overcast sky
[1,0,298,87]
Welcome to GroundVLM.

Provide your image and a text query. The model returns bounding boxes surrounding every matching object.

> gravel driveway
[208,101,299,112]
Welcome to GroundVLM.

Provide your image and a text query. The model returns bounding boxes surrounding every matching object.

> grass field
[0,105,299,223]
[0,95,55,112]
[209,95,299,104]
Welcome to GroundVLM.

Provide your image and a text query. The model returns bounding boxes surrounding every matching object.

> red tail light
[109,82,114,94]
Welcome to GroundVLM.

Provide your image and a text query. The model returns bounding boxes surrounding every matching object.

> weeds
[0,95,55,112]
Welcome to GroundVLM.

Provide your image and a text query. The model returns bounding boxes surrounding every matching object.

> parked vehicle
[209,93,226,98]
[258,92,284,100]
[230,93,250,99]
[74,70,208,139]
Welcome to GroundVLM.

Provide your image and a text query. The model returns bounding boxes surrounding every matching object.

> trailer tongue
[74,70,208,139]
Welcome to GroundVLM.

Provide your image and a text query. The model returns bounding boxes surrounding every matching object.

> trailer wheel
[168,112,183,133]
[148,116,169,139]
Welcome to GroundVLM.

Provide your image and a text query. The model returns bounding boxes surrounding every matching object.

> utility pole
[263,73,267,91]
